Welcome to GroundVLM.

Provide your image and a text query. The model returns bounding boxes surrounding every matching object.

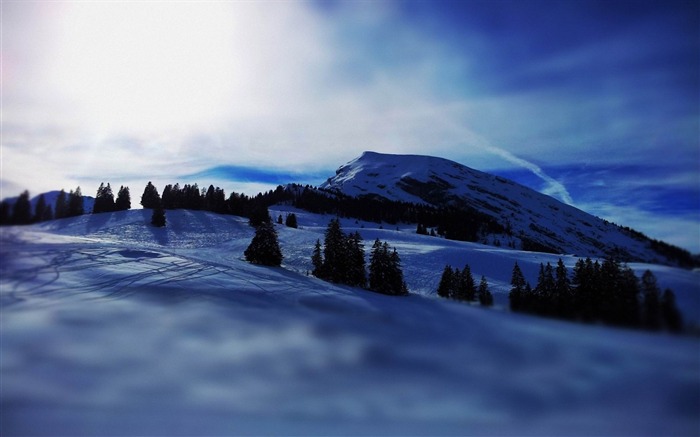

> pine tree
[249,205,271,227]
[141,182,161,209]
[33,194,47,223]
[55,189,67,219]
[0,201,10,225]
[368,240,407,296]
[285,213,298,228]
[478,275,493,307]
[618,264,640,327]
[151,204,166,227]
[93,182,115,213]
[311,239,324,278]
[115,186,131,211]
[437,265,455,299]
[346,231,367,288]
[66,187,84,217]
[277,214,284,225]
[554,258,572,318]
[244,221,283,266]
[509,262,527,311]
[455,264,476,301]
[323,218,347,283]
[12,190,31,224]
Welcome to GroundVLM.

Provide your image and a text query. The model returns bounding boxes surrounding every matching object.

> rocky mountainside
[321,151,691,266]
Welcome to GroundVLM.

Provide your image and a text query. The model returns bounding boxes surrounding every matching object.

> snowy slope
[2,209,698,436]
[321,151,686,265]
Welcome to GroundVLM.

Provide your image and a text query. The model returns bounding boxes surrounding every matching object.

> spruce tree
[285,213,298,228]
[249,206,271,227]
[151,204,166,227]
[66,187,84,217]
[115,186,131,211]
[509,262,527,311]
[12,190,31,224]
[311,239,324,278]
[554,258,572,318]
[244,221,283,266]
[368,240,407,296]
[478,275,493,307]
[437,265,455,299]
[0,201,10,225]
[33,194,47,223]
[141,182,161,209]
[93,182,115,213]
[346,231,367,288]
[459,264,476,301]
[323,219,347,283]
[55,189,67,219]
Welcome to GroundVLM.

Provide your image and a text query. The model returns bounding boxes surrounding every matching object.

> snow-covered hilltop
[322,151,691,266]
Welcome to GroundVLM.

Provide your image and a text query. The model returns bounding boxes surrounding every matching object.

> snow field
[1,208,698,436]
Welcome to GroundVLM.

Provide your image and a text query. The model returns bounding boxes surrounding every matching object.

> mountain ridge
[321,151,693,266]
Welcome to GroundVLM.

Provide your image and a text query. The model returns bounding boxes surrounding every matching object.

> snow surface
[2,209,699,436]
[321,151,688,265]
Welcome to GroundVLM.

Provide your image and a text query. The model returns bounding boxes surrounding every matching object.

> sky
[2,0,698,252]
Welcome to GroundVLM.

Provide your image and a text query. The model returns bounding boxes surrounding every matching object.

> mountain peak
[321,151,691,266]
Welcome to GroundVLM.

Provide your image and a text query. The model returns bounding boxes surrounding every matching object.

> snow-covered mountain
[2,208,699,435]
[321,151,689,266]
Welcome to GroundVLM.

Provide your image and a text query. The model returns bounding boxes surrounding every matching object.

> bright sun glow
[47,2,252,135]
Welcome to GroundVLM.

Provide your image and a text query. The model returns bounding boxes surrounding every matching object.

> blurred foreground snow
[2,210,698,436]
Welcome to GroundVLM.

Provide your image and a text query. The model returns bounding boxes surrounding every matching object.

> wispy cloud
[2,0,698,251]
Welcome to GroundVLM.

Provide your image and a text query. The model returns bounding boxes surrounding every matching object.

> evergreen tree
[115,186,131,211]
[41,204,53,222]
[0,201,10,225]
[311,239,324,277]
[151,203,166,227]
[33,194,47,223]
[455,264,476,301]
[478,275,493,307]
[93,182,115,213]
[641,270,661,330]
[55,189,67,219]
[368,240,407,296]
[12,190,31,224]
[345,231,367,288]
[322,218,347,283]
[618,264,640,327]
[285,213,298,228]
[244,221,283,266]
[509,262,527,311]
[437,265,455,299]
[141,182,161,209]
[277,214,284,224]
[66,187,84,217]
[249,205,271,227]
[554,258,572,318]
[661,288,683,333]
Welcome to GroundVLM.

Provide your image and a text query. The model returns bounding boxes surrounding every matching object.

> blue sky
[2,0,698,251]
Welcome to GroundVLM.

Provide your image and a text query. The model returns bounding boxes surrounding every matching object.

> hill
[2,209,698,435]
[321,151,694,266]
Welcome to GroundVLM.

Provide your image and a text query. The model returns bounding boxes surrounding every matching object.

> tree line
[0,187,86,225]
[508,258,684,333]
[436,264,494,307]
[310,218,408,296]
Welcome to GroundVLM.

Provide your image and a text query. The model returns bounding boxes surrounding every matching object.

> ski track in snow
[1,209,699,436]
